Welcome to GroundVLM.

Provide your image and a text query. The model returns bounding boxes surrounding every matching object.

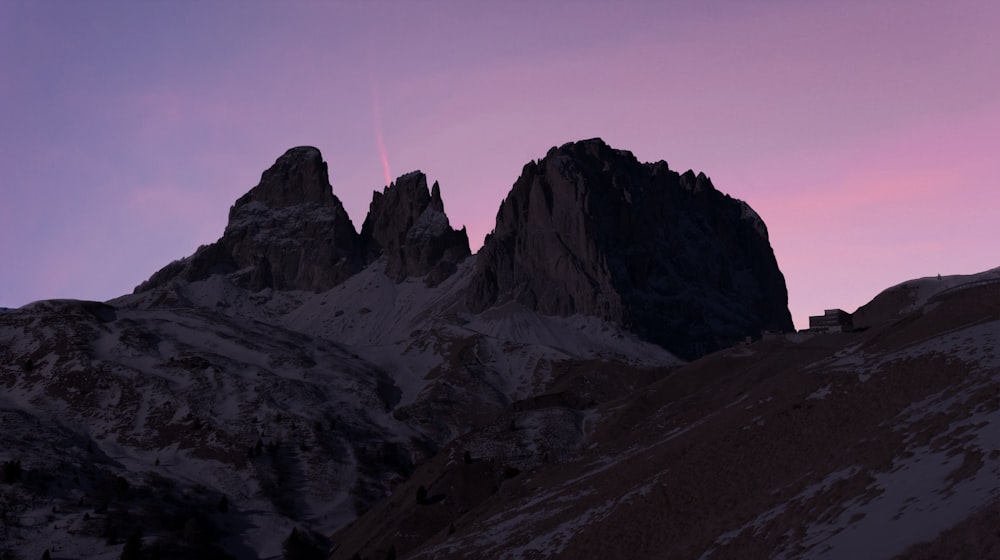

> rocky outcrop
[360,171,470,286]
[134,141,789,355]
[136,146,361,293]
[468,138,793,360]
[135,148,471,295]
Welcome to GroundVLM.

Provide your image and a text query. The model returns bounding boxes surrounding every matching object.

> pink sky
[1,1,998,329]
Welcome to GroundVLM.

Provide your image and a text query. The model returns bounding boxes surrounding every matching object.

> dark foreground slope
[331,276,1000,560]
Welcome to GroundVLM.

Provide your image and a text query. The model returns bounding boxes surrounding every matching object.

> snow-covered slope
[0,253,680,559]
[329,271,1000,560]
[0,297,418,558]
[853,266,1000,328]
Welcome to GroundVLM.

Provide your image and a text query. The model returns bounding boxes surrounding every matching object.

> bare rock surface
[135,149,473,296]
[136,146,361,293]
[469,138,793,360]
[360,171,470,286]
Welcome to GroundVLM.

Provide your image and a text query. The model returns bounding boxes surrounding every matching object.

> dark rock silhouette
[134,140,791,361]
[136,148,471,294]
[136,147,361,293]
[6,139,994,560]
[468,138,793,360]
[360,171,470,286]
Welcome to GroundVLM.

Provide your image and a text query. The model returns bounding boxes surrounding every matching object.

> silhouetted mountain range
[1,140,996,560]
[138,139,792,360]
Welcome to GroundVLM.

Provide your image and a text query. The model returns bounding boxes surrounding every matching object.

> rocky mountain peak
[9,137,995,560]
[430,180,444,210]
[136,147,360,294]
[133,140,790,356]
[360,171,470,285]
[135,152,471,295]
[469,137,793,360]
[231,146,335,213]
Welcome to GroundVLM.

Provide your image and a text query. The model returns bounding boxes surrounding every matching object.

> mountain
[359,171,471,286]
[469,139,792,360]
[135,139,790,360]
[136,147,473,298]
[136,147,361,294]
[0,140,688,559]
[330,271,1000,560]
[3,139,990,560]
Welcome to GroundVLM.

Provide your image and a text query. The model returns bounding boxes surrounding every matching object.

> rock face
[221,146,362,291]
[134,140,791,360]
[136,146,360,293]
[468,138,793,360]
[360,171,470,285]
[3,139,816,558]
[135,148,471,294]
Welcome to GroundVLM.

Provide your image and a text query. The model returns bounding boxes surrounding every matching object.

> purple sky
[2,2,998,329]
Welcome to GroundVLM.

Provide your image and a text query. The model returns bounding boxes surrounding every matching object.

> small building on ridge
[808,309,853,333]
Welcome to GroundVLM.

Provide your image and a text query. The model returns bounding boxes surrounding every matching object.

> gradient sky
[2,1,998,329]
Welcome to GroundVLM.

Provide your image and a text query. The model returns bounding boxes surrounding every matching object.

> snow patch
[807,385,832,400]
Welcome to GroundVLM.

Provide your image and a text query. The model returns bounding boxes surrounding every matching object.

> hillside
[2,140,993,559]
[332,278,1000,559]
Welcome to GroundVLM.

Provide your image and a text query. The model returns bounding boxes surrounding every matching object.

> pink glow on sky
[1,2,998,330]
[371,83,393,188]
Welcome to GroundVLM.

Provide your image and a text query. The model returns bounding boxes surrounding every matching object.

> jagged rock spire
[136,147,361,293]
[231,146,337,211]
[135,148,470,295]
[360,171,470,286]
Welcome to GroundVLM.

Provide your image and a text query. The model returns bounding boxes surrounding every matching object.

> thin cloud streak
[371,83,393,188]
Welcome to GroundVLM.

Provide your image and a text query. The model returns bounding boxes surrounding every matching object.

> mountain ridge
[4,140,989,560]
[468,138,792,359]
[133,138,791,361]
